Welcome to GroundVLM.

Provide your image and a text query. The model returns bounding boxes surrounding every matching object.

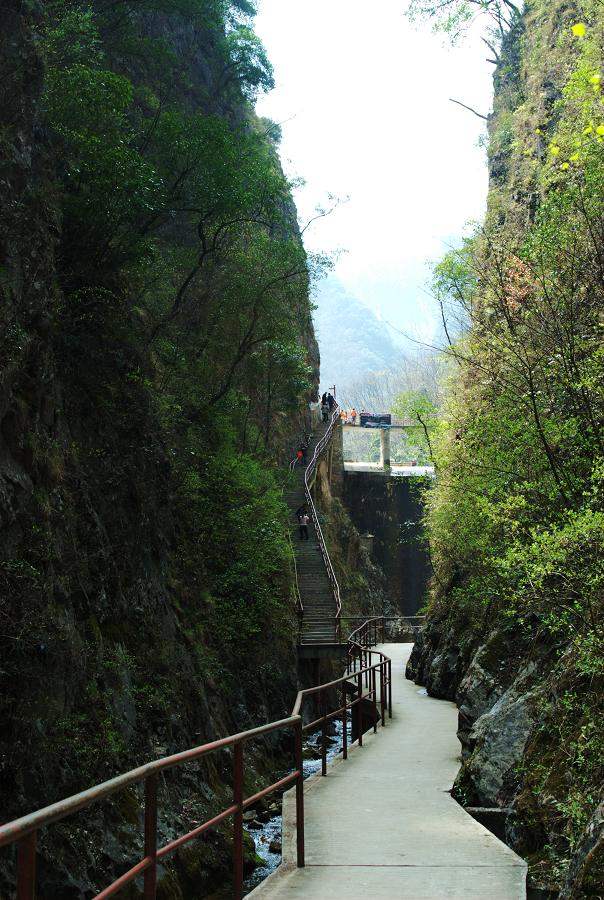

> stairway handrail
[0,620,391,900]
[302,404,342,638]
[287,528,304,617]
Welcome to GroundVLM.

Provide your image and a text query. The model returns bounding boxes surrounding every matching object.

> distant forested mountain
[313,276,402,400]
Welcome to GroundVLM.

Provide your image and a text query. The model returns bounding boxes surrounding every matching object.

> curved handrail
[302,404,342,638]
[287,528,303,617]
[0,619,392,900]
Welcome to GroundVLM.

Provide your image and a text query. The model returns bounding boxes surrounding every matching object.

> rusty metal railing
[295,639,392,777]
[345,618,395,719]
[0,623,391,899]
[0,716,305,900]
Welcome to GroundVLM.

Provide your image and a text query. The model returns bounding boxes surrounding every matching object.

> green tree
[407,0,522,42]
[393,390,439,461]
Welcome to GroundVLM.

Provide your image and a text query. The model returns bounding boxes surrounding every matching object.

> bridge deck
[343,461,435,476]
[250,644,527,899]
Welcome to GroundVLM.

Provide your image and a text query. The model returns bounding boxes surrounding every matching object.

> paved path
[250,644,527,899]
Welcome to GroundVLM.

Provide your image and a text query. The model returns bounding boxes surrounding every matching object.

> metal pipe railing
[0,620,390,900]
[287,529,304,618]
[287,403,342,641]
[302,405,342,640]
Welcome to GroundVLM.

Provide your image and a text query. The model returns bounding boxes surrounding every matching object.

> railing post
[233,742,244,899]
[356,671,363,747]
[380,661,387,726]
[372,664,377,734]
[342,683,348,760]
[295,718,305,867]
[144,775,158,900]
[321,690,327,777]
[388,659,393,718]
[17,832,36,900]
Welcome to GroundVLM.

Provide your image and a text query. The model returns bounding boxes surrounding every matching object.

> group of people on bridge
[340,407,358,425]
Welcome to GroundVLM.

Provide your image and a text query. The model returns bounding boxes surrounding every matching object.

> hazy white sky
[255,0,493,340]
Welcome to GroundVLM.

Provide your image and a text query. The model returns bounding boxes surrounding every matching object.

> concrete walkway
[250,644,527,899]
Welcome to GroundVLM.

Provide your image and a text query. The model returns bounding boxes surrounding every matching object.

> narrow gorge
[1,0,603,898]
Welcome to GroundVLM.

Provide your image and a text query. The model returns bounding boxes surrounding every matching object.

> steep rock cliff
[408,1,604,895]
[0,1,318,895]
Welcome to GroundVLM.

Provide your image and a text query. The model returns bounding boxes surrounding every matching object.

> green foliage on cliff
[31,0,316,650]
[420,9,604,892]
[1,2,317,884]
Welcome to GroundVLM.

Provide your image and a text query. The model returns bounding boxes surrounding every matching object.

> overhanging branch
[449,98,489,121]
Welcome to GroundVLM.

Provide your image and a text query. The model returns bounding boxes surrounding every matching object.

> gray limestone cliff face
[456,661,544,807]
[408,623,542,809]
[407,610,603,896]
[560,802,604,899]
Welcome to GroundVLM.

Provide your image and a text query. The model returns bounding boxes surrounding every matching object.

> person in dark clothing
[321,391,328,405]
[299,512,310,540]
[296,504,307,523]
[327,392,335,410]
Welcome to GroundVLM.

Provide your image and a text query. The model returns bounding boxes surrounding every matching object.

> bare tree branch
[449,98,489,120]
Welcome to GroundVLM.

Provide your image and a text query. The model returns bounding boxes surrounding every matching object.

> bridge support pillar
[380,428,391,470]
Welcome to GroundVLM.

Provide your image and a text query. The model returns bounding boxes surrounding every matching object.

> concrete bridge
[342,422,435,476]
[251,643,527,899]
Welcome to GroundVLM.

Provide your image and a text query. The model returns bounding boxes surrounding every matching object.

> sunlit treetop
[407,0,523,43]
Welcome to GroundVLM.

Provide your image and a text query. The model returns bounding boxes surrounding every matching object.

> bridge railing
[343,615,426,645]
[0,622,390,900]
[0,714,305,900]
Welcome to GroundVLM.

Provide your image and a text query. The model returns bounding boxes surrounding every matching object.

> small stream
[243,717,353,894]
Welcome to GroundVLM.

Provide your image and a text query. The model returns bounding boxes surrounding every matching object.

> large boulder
[456,629,527,759]
[454,664,543,807]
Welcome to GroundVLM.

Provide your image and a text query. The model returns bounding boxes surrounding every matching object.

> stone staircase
[284,417,339,645]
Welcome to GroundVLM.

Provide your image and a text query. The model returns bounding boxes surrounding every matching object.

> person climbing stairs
[284,409,340,645]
